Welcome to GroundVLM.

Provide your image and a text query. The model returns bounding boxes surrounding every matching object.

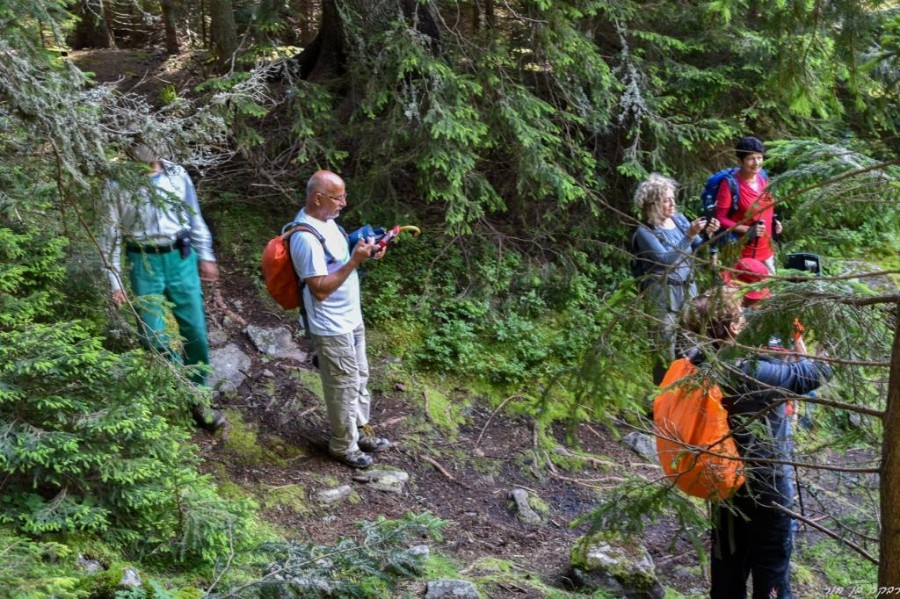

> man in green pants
[101,143,225,431]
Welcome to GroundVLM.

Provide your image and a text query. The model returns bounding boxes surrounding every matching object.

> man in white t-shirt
[290,170,390,468]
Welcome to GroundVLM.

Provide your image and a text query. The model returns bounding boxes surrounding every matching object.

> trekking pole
[791,318,807,529]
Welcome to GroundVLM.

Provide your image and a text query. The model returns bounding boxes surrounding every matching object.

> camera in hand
[348,224,387,257]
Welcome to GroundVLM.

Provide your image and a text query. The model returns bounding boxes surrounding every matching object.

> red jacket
[715,174,775,261]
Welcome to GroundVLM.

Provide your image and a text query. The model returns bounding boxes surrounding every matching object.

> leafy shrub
[0,529,84,598]
[354,231,609,394]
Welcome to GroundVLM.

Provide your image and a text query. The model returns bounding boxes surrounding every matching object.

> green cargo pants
[127,248,210,385]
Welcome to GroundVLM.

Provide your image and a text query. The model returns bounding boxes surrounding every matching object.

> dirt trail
[193,255,704,598]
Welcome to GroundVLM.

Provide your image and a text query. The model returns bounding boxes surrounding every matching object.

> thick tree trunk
[209,0,239,72]
[471,0,495,31]
[160,0,180,55]
[293,0,440,81]
[295,0,343,80]
[70,0,114,49]
[879,304,900,584]
[295,0,317,45]
[200,0,207,46]
[102,0,117,47]
[484,0,495,29]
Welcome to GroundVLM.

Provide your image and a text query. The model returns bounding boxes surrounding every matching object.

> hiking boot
[191,405,227,432]
[333,450,373,469]
[358,436,391,453]
[358,424,390,452]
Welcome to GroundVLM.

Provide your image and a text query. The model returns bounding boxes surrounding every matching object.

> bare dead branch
[420,454,455,482]
[475,394,525,447]
[773,502,878,565]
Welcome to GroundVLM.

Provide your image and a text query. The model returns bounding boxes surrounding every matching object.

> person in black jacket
[682,290,832,599]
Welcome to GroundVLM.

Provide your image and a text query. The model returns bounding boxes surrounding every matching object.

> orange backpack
[653,357,745,500]
[261,222,332,310]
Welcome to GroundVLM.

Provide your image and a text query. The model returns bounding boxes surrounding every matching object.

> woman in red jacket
[715,136,783,274]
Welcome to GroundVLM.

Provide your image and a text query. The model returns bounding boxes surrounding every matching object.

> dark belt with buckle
[126,241,178,254]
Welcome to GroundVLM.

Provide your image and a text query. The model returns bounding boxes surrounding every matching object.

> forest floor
[193,249,873,599]
[194,265,709,599]
[69,47,873,598]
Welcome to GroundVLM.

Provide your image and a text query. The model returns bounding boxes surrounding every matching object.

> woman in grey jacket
[632,173,719,382]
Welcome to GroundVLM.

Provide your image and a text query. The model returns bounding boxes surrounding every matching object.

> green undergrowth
[216,197,632,429]
[368,358,474,437]
[293,367,325,401]
[206,194,284,279]
[220,409,307,467]
[796,538,877,593]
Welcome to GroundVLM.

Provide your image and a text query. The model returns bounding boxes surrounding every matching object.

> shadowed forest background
[1,0,899,597]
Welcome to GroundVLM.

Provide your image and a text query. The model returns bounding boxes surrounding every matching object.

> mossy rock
[222,411,303,467]
[570,531,664,599]
[77,563,135,598]
[260,483,311,515]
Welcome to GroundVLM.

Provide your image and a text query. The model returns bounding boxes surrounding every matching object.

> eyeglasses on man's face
[318,191,347,202]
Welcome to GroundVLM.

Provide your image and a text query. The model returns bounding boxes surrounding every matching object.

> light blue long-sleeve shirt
[632,213,702,313]
[101,161,215,292]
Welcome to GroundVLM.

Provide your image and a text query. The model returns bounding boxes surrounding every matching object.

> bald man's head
[306,171,343,200]
[304,170,347,220]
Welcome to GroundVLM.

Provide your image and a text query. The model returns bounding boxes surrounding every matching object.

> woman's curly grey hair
[633,173,678,226]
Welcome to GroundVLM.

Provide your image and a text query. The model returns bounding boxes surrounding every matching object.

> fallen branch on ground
[554,446,617,468]
[475,394,526,448]
[420,454,455,482]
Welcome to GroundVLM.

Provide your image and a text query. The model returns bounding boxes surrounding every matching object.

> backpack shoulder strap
[282,222,336,263]
[724,168,741,217]
[282,221,323,240]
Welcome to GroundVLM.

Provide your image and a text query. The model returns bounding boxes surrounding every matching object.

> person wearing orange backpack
[289,170,390,469]
[714,136,783,274]
[681,290,832,599]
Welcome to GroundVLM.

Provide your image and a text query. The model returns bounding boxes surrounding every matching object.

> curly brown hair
[682,289,744,341]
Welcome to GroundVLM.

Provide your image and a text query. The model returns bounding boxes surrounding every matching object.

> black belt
[665,279,687,286]
[126,241,178,254]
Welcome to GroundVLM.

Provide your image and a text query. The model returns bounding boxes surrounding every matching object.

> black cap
[735,136,766,160]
